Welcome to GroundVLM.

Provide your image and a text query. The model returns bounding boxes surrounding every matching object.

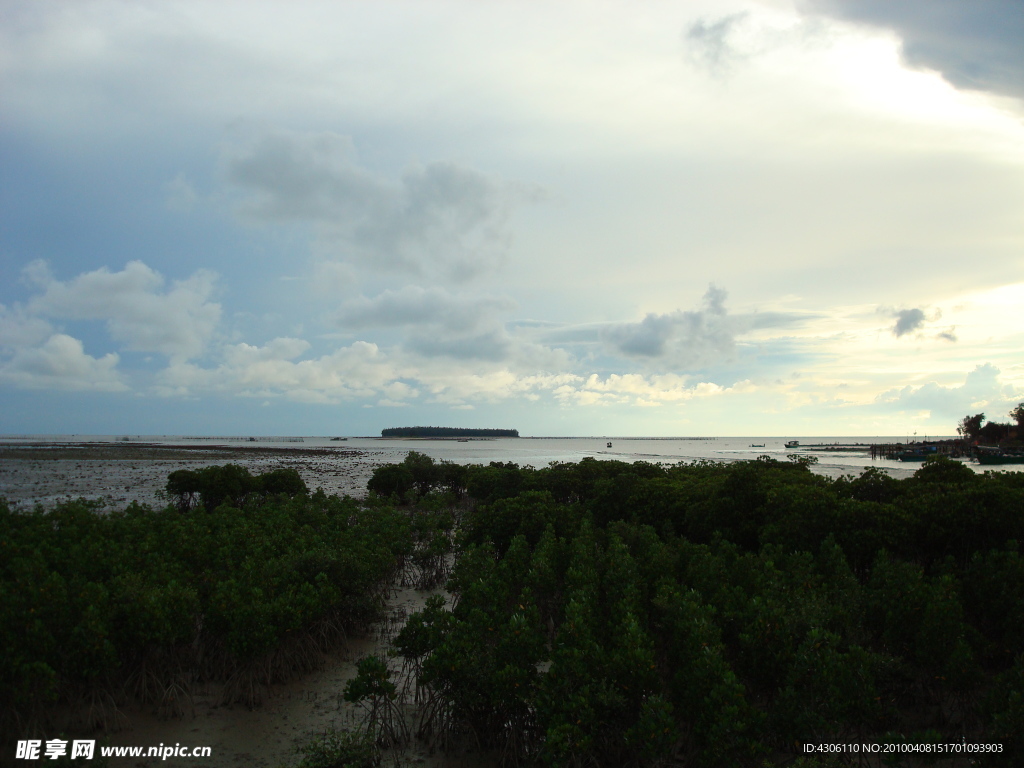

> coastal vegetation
[361,452,1023,766]
[958,403,1024,444]
[0,479,419,737]
[4,450,1023,766]
[165,463,308,512]
[381,427,520,438]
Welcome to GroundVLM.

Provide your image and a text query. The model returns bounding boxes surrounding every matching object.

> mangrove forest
[3,453,1023,766]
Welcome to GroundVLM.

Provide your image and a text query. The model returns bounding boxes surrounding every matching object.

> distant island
[381,426,519,438]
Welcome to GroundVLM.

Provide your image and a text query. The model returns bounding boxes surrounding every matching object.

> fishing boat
[975,452,1024,465]
[896,450,928,462]
[785,440,799,448]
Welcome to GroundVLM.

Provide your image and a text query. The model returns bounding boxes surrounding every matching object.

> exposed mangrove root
[155,674,195,720]
[121,643,198,719]
[415,687,456,754]
[73,688,130,733]
[344,656,411,751]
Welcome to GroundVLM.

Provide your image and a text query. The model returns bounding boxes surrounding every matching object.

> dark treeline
[958,403,1024,444]
[381,426,520,438]
[351,452,1023,766]
[165,463,307,512]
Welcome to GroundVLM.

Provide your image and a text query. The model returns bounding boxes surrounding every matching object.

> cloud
[415,370,581,406]
[335,286,515,333]
[165,173,198,212]
[26,260,221,362]
[801,0,1024,101]
[225,337,311,363]
[0,304,53,350]
[543,286,810,374]
[406,329,513,363]
[157,339,396,403]
[601,284,734,366]
[335,286,516,362]
[225,129,535,280]
[551,372,757,408]
[880,306,950,340]
[0,334,126,392]
[891,307,926,337]
[685,13,748,74]
[874,363,1019,417]
[153,336,575,406]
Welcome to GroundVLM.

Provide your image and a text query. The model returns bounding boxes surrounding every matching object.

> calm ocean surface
[2,434,973,480]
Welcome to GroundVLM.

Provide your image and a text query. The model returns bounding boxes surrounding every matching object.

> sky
[1,0,1023,437]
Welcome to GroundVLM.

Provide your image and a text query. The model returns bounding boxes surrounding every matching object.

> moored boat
[896,450,928,462]
[975,453,1024,465]
[785,440,799,448]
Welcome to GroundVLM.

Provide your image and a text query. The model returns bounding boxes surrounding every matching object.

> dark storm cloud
[802,0,1024,100]
[225,130,534,280]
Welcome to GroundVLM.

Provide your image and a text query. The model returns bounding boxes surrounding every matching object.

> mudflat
[0,441,397,511]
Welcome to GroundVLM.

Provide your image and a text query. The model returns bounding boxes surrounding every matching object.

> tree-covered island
[381,426,519,438]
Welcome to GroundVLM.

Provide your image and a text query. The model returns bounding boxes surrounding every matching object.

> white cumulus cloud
[26,260,221,362]
[0,334,126,392]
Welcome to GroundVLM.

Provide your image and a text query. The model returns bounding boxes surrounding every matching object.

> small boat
[785,440,799,448]
[606,442,612,448]
[975,453,1024,465]
[896,450,928,462]
[750,443,765,448]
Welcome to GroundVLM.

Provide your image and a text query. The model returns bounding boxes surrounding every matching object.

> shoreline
[0,437,943,510]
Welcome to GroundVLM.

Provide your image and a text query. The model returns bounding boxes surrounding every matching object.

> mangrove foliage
[368,453,1023,766]
[0,475,417,737]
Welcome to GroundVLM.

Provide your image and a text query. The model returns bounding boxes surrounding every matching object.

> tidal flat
[0,442,396,511]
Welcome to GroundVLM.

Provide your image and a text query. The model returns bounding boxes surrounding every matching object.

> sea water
[0,434,967,480]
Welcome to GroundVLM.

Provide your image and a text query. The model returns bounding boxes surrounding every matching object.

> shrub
[294,728,380,768]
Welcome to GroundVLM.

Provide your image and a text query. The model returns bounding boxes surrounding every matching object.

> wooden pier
[868,441,966,460]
